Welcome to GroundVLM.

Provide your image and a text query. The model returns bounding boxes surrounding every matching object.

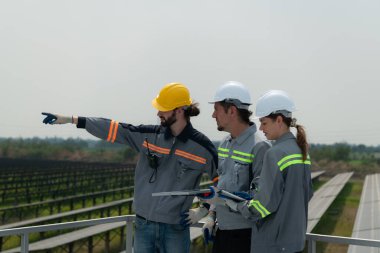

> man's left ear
[276,115,283,124]
[230,106,238,116]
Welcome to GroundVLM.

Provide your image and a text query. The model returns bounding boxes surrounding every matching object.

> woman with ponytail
[201,90,313,253]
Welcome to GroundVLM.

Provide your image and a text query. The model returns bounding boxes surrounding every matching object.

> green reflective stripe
[279,159,311,171]
[248,200,270,218]
[231,155,253,163]
[277,154,302,166]
[218,147,229,152]
[218,147,229,158]
[248,201,265,217]
[232,150,254,158]
[277,154,311,166]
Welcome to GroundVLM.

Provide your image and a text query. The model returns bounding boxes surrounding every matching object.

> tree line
[1,137,379,165]
[0,137,137,163]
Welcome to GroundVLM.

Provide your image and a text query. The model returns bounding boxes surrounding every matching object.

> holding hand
[42,112,72,125]
[180,203,210,227]
[202,212,216,245]
[198,186,225,206]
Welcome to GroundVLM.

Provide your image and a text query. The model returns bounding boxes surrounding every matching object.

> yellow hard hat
[152,82,192,111]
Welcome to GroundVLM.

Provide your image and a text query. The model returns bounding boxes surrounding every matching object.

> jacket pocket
[217,157,227,176]
[176,157,201,182]
[232,161,250,187]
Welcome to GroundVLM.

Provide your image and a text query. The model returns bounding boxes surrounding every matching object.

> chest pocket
[232,161,251,188]
[176,156,203,182]
[217,158,227,176]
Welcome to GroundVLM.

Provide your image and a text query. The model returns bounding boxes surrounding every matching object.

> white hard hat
[209,81,251,109]
[255,90,296,118]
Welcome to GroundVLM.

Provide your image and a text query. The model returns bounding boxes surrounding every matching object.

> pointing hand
[42,112,72,125]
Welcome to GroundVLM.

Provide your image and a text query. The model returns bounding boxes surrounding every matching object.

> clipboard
[152,189,211,197]
[152,189,247,202]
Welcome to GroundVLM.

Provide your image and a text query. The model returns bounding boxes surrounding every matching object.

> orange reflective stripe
[107,120,115,142]
[175,149,206,164]
[212,176,219,183]
[111,121,119,143]
[142,141,170,154]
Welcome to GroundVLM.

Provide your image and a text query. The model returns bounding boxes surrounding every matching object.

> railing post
[308,238,316,253]
[125,219,133,253]
[20,232,29,253]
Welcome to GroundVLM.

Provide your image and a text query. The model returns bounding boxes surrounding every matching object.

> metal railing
[307,233,380,253]
[1,215,380,253]
[0,215,134,253]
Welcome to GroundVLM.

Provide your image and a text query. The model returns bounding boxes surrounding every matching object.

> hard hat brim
[152,98,173,112]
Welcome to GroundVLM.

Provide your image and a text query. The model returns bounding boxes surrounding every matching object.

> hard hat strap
[272,110,292,118]
[223,98,250,110]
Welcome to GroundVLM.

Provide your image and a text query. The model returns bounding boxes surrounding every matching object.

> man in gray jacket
[202,90,313,253]
[181,81,270,253]
[42,82,218,253]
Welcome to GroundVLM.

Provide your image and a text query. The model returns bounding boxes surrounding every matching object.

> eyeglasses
[145,138,159,183]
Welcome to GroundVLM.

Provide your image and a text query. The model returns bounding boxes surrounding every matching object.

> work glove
[42,112,72,124]
[232,191,253,200]
[223,191,251,212]
[198,186,226,206]
[180,203,210,226]
[202,212,216,245]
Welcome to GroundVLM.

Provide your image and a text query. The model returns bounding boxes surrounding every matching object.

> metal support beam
[125,219,133,253]
[20,233,29,253]
[308,238,316,253]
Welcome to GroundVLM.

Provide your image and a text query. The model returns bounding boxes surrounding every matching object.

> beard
[160,111,177,127]
[216,120,225,131]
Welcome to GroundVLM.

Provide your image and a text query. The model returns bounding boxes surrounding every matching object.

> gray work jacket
[237,132,313,253]
[77,117,218,224]
[216,123,271,230]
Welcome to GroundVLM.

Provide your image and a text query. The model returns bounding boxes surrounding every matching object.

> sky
[1,0,380,146]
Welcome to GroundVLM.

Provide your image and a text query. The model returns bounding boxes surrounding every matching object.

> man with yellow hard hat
[42,82,218,253]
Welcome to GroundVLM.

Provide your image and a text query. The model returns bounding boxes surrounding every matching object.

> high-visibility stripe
[175,149,206,164]
[248,200,271,218]
[111,121,119,143]
[107,120,115,142]
[277,154,310,166]
[142,141,170,154]
[232,150,254,158]
[212,176,219,183]
[231,155,253,163]
[277,154,301,166]
[277,153,311,171]
[249,201,265,217]
[218,147,229,152]
[218,148,254,163]
[279,159,311,171]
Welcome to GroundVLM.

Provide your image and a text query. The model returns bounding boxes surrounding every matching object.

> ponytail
[183,102,200,121]
[295,124,309,161]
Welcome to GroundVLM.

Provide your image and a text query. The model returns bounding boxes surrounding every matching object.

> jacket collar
[227,122,257,145]
[164,122,193,142]
[274,131,295,145]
